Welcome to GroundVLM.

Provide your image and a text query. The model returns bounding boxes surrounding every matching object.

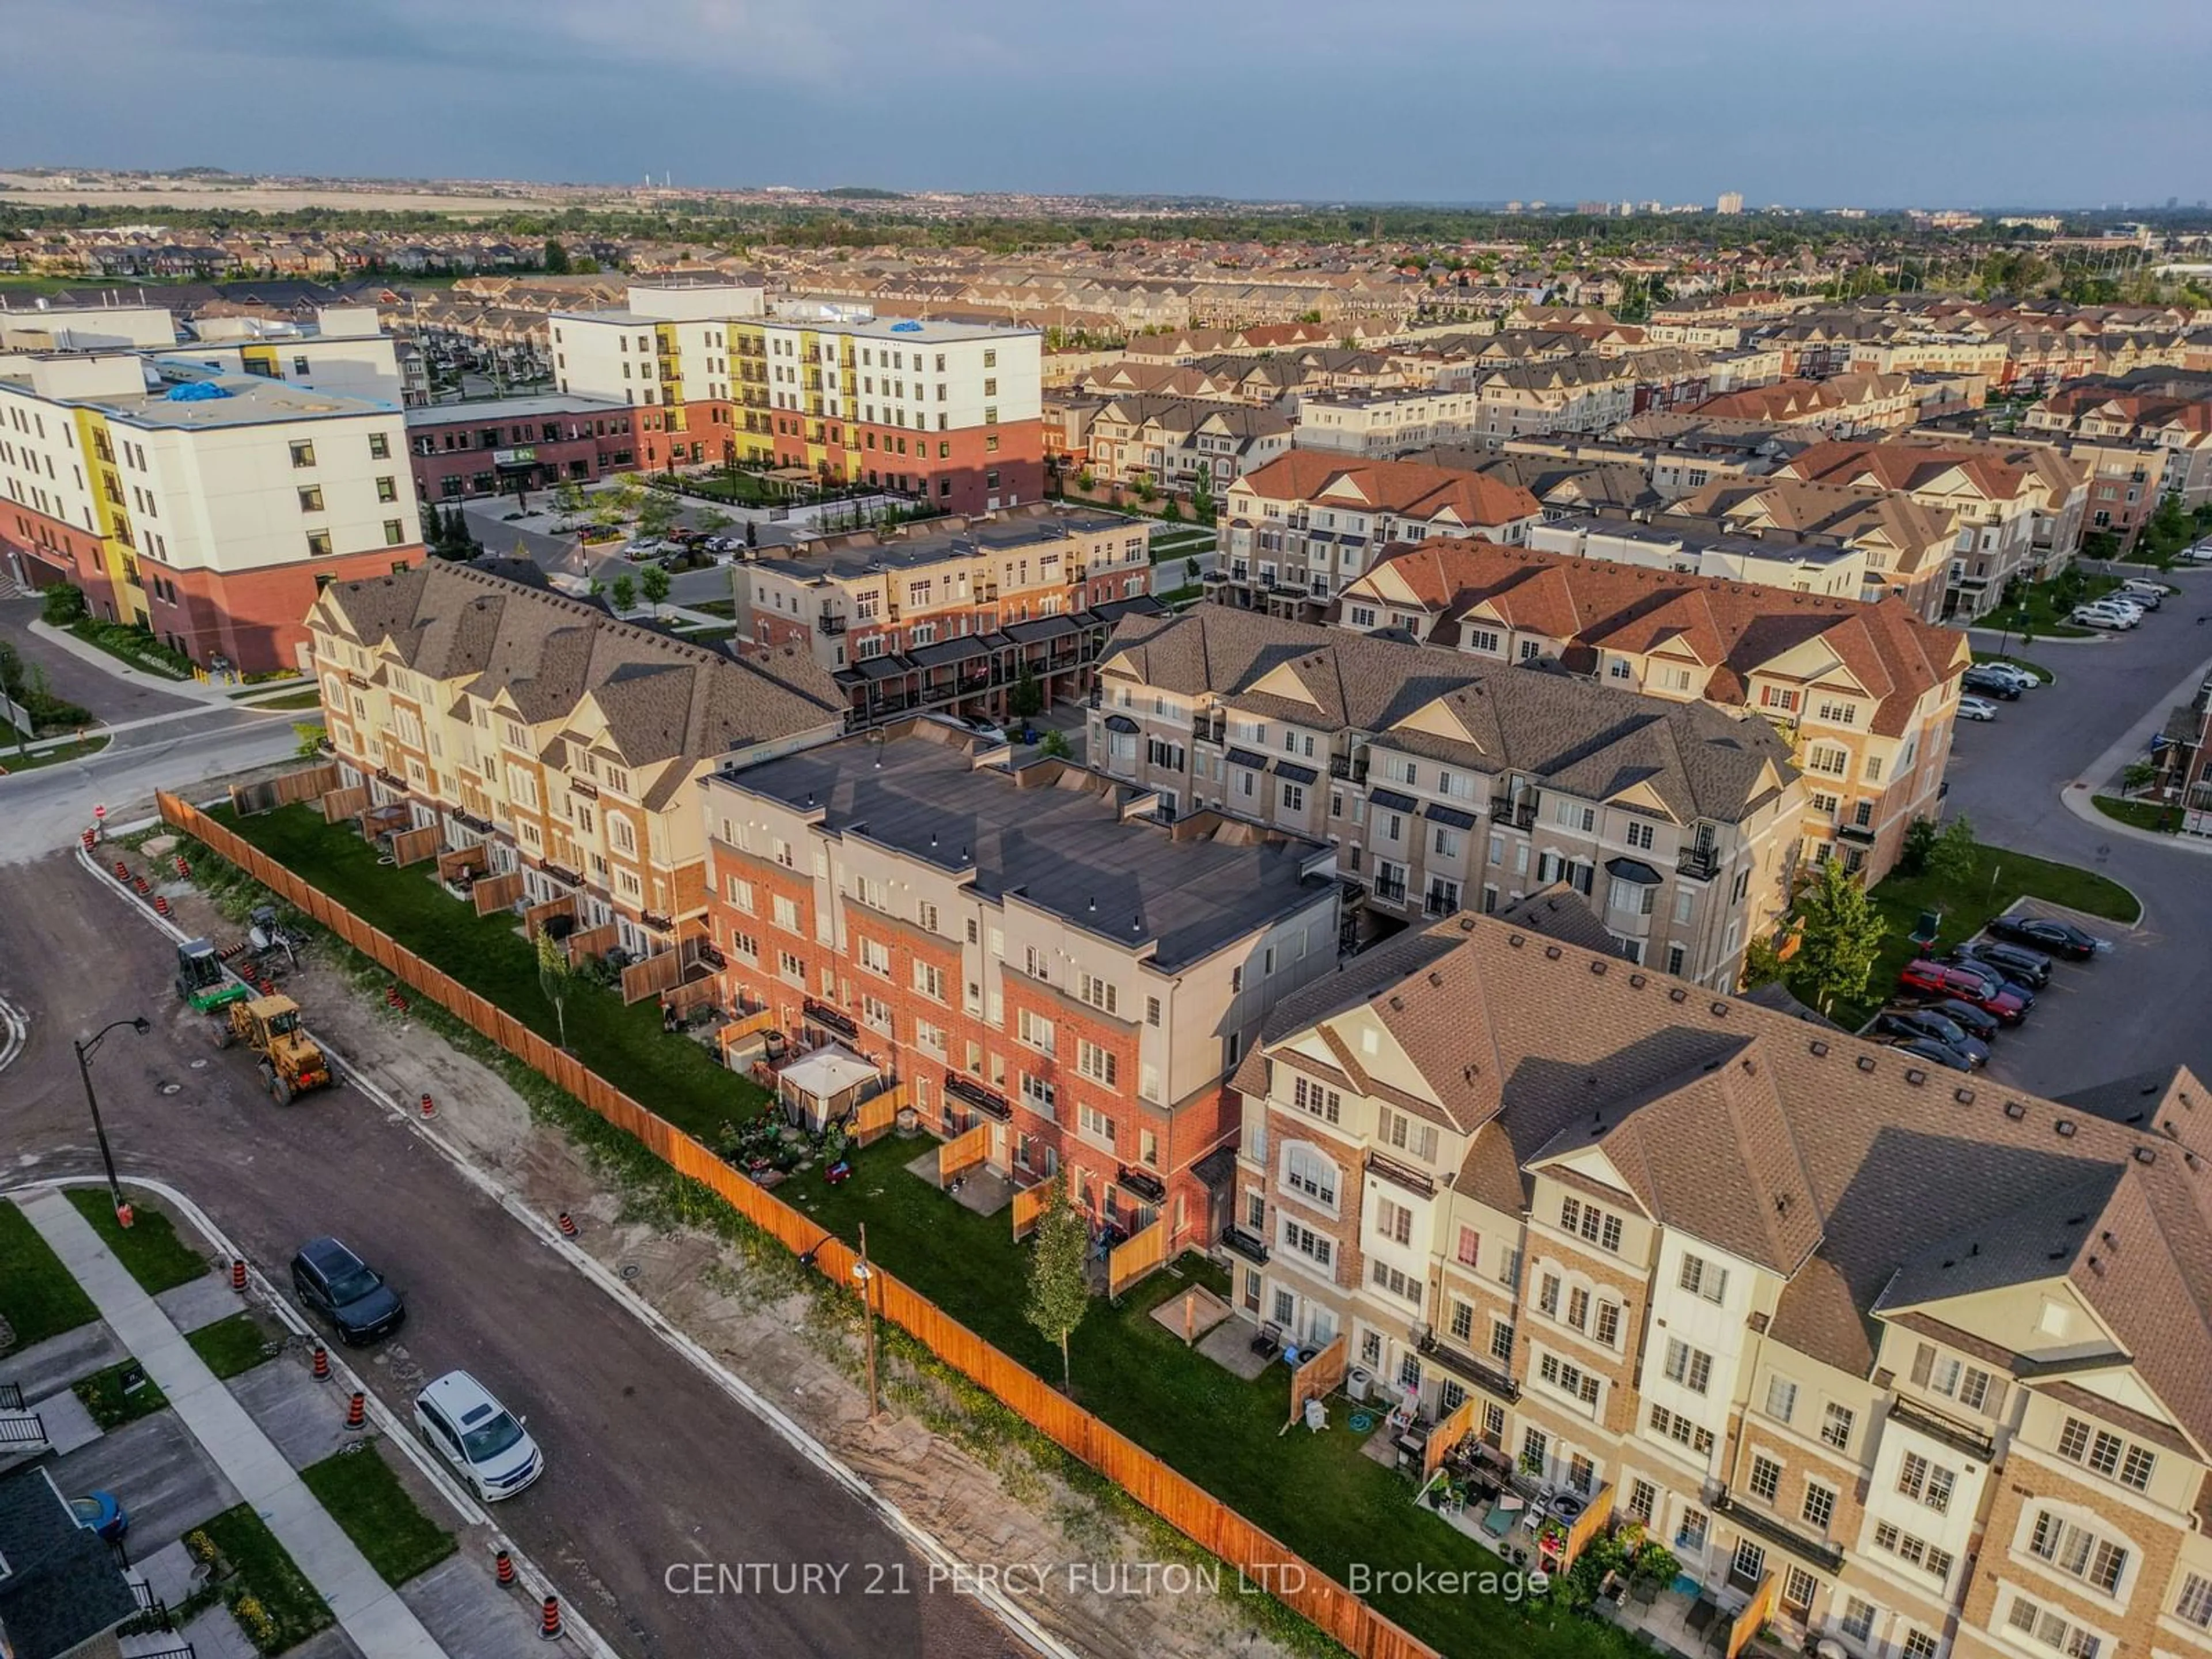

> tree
[551,479,587,521]
[1038,729,1072,760]
[0,641,26,753]
[1898,816,1938,877]
[1926,814,1978,887]
[1074,469,1096,493]
[536,926,575,1051]
[1738,933,1787,991]
[1791,860,1889,1016]
[1008,664,1043,720]
[639,563,672,618]
[609,572,637,614]
[696,507,735,539]
[1024,1175,1090,1391]
[1191,471,1215,525]
[40,582,88,627]
[1134,474,1158,504]
[2121,759,2160,798]
[635,489,680,540]
[1161,496,1183,521]
[542,238,571,275]
[291,721,325,758]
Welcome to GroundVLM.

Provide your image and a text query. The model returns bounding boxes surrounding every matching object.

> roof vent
[2055,1119,2077,1138]
[1669,987,1688,1003]
[1132,913,1143,933]
[2003,1101,2027,1120]
[1544,945,1562,960]
[1810,1040,1829,1058]
[1088,896,1096,913]
[1428,971,1445,988]
[2134,1145,2157,1165]
[1906,1068,1927,1086]
[2088,1256,2106,1277]
[1508,933,1526,948]
[1628,972,1647,989]
[1955,1087,1975,1105]
[1589,959,1608,976]
[1389,995,1406,1012]
[1857,1056,1876,1073]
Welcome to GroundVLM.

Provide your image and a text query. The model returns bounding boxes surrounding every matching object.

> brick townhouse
[1224,907,2212,1659]
[404,393,640,502]
[734,502,1162,726]
[1334,537,1966,881]
[305,560,846,959]
[1084,395,1293,491]
[700,721,1341,1248]
[2027,377,2212,508]
[1089,606,1805,987]
[1664,476,1960,621]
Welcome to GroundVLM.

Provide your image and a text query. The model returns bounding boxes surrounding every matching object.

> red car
[1897,959,2031,1024]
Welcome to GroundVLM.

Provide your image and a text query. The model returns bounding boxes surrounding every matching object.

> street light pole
[855,1222,880,1421]
[74,1016,150,1226]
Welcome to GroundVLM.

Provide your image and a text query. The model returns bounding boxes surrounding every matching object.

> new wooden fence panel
[389,825,442,868]
[320,786,369,824]
[850,1086,903,1145]
[471,872,524,916]
[522,895,575,940]
[1010,1183,1050,1241]
[564,922,619,967]
[153,792,1442,1659]
[1108,1218,1168,1298]
[937,1121,990,1183]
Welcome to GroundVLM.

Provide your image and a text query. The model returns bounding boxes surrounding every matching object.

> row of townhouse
[1528,518,1870,605]
[1332,538,1966,882]
[1082,395,1294,490]
[1475,358,1642,440]
[2026,378,2212,509]
[1087,605,1805,988]
[733,502,1165,726]
[550,283,1044,515]
[1226,908,2212,1659]
[1692,374,1922,435]
[1665,476,1960,621]
[1291,387,1490,457]
[303,560,849,958]
[700,720,1344,1252]
[1211,452,1543,619]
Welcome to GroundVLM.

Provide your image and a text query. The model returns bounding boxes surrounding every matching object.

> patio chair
[1249,1320,1282,1359]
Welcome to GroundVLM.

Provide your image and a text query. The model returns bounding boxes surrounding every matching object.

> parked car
[2071,603,2138,630]
[1949,937,2054,989]
[1926,998,2003,1043]
[1872,1007,1990,1066]
[1957,696,1999,722]
[2115,581,2165,609]
[1974,662,2042,692]
[623,537,671,560]
[291,1236,405,1344]
[1986,914,2110,960]
[1897,959,2031,1024]
[414,1372,543,1502]
[1960,666,2022,699]
[1887,1036,1976,1073]
[70,1491,128,1543]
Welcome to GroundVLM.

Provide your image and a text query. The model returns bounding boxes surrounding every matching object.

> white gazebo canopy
[779,1045,880,1103]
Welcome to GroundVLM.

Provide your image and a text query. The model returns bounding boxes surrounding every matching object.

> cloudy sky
[4,0,2206,207]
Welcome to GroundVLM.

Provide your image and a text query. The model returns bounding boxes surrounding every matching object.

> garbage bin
[1348,1366,1372,1403]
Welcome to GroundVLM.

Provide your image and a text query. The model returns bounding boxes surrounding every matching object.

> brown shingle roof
[1233,452,1541,528]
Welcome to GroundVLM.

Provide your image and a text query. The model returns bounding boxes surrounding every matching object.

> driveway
[1942,567,2212,1096]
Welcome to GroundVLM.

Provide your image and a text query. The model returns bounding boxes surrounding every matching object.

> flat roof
[0,363,396,430]
[551,306,1034,343]
[406,392,634,427]
[710,730,1332,971]
[753,508,1140,584]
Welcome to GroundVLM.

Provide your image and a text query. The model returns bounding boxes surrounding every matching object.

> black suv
[1960,666,2022,699]
[291,1237,405,1344]
[1949,938,2054,990]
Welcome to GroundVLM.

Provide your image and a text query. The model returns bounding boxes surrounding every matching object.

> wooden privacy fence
[1286,1333,1347,1429]
[471,871,524,916]
[1728,1572,1778,1659]
[389,825,441,868]
[230,764,339,816]
[522,895,575,940]
[1108,1217,1166,1298]
[435,846,486,883]
[565,921,619,965]
[937,1120,990,1184]
[620,949,688,1005]
[1422,1394,1477,1479]
[1560,1480,1615,1574]
[851,1085,904,1146]
[156,792,1444,1659]
[1010,1182,1051,1241]
[319,785,369,824]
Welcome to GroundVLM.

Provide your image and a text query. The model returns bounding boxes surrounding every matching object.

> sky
[4,0,2209,209]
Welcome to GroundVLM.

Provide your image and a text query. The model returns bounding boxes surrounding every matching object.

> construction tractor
[173,939,251,1014]
[215,994,331,1105]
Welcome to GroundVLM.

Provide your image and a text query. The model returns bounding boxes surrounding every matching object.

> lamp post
[74,1016,149,1227]
[854,1223,880,1421]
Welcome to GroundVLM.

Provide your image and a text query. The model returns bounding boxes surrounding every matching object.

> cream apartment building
[1291,387,1489,456]
[1091,607,1804,986]
[1225,912,2212,1659]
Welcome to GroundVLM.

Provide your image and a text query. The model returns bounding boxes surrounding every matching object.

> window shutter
[1910,1343,1934,1387]
[1983,1378,2008,1418]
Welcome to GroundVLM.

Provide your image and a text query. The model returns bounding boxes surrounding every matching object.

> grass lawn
[782,1141,1635,1659]
[673,624,738,645]
[300,1444,457,1587]
[2093,796,2179,834]
[678,471,778,506]
[199,1503,334,1654]
[188,1312,283,1381]
[1977,571,2121,640]
[0,736,111,774]
[239,689,327,712]
[1969,650,2052,685]
[73,1358,170,1430]
[0,1199,99,1349]
[66,618,194,679]
[684,597,738,619]
[65,1188,211,1293]
[1798,839,2141,1028]
[212,804,766,1143]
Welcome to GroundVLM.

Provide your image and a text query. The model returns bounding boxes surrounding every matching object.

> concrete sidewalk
[25,619,240,706]
[17,1188,447,1659]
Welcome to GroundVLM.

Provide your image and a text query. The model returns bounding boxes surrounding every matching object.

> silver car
[415,1371,543,1501]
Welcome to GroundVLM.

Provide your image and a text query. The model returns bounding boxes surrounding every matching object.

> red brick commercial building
[404,394,641,503]
[703,721,1342,1249]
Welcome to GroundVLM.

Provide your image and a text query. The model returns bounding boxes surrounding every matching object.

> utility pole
[855,1222,880,1420]
[74,1017,150,1225]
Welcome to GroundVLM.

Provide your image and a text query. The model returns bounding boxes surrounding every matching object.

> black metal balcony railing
[1677,847,1720,880]
[1086,685,1103,707]
[640,910,675,933]
[1416,1331,1520,1402]
[1116,1165,1168,1205]
[1372,876,1409,906]
[1219,1225,1270,1265]
[802,997,858,1040]
[1836,823,1878,846]
[817,614,848,635]
[1713,1492,1846,1573]
[1329,753,1369,782]
[944,1070,1012,1122]
[541,859,585,888]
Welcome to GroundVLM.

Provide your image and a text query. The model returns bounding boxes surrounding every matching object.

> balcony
[802,997,858,1041]
[1116,1165,1168,1205]
[1372,874,1409,907]
[1676,847,1720,880]
[1328,753,1370,782]
[1415,1332,1520,1402]
[1836,822,1878,846]
[1219,1225,1270,1266]
[817,613,848,636]
[945,1070,1012,1122]
[1887,1394,1995,1461]
[641,910,675,934]
[1712,1492,1844,1574]
[1492,796,1537,830]
[568,777,599,800]
[540,858,585,888]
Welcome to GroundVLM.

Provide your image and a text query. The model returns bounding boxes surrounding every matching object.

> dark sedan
[1872,1008,1990,1067]
[1927,998,2002,1043]
[290,1236,405,1344]
[1887,1036,1976,1073]
[1960,666,2022,699]
[1949,938,2054,990]
[1986,914,2109,961]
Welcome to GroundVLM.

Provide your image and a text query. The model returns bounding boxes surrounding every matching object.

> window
[297,485,325,512]
[1730,1539,1766,1593]
[1284,1144,1338,1209]
[1802,1482,1836,1531]
[1927,1354,1993,1412]
[1559,1195,1623,1252]
[1627,1479,1656,1524]
[1281,781,1305,812]
[1820,1402,1854,1451]
[778,950,806,984]
[290,440,316,468]
[1145,995,1161,1027]
[384,518,406,546]
[1281,1218,1332,1268]
[858,937,892,977]
[1840,1599,1876,1643]
[1377,1107,1438,1163]
[1663,1339,1712,1395]
[1897,1453,1955,1514]
[1078,1103,1118,1150]
[2027,1510,2127,1594]
[1369,1258,1421,1304]
[1900,1633,1940,1659]
[2175,1571,2212,1630]
[1290,1075,1342,1124]
[1017,1008,1055,1056]
[306,530,332,557]
[772,896,800,933]
[1077,1039,1117,1086]
[1373,1196,1414,1247]
[2006,1592,2102,1659]
[1490,1320,1515,1365]
[1676,1507,1708,1552]
[1449,1300,1474,1343]
[1538,1351,1601,1407]
[369,431,390,459]
[1748,1453,1782,1502]
[1678,1253,1728,1303]
[1078,973,1118,1015]
[1764,1376,1798,1424]
[1783,1566,1820,1617]
[376,475,398,502]
[1021,1073,1056,1116]
[912,961,946,1002]
[1455,1226,1480,1268]
[1871,1521,1953,1581]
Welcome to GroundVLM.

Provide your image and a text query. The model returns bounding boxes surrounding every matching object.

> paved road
[1,594,204,724]
[0,713,303,861]
[1943,567,2212,1096]
[0,852,1022,1659]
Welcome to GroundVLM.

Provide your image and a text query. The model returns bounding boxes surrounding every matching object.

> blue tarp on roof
[890,320,924,332]
[165,381,232,402]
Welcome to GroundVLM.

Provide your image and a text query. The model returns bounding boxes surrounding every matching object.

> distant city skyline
[3,0,2207,210]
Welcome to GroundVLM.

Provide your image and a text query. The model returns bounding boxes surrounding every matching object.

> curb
[3,1173,621,1659]
[72,836,1081,1659]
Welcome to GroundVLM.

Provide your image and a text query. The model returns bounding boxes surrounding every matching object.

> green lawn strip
[0,1199,100,1348]
[73,1358,170,1430]
[1799,840,2141,1028]
[1969,651,2052,685]
[1978,571,2121,641]
[188,1312,283,1381]
[672,624,737,645]
[211,804,766,1143]
[300,1444,457,1587]
[238,688,327,712]
[196,1503,335,1654]
[0,736,110,774]
[64,1188,213,1293]
[785,1142,1634,1659]
[2092,796,2179,834]
[683,597,738,619]
[66,618,194,679]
